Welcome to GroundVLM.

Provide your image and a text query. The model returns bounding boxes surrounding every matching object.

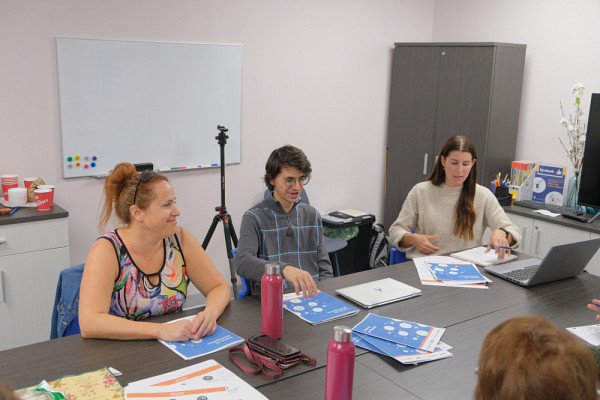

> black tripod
[202,125,239,298]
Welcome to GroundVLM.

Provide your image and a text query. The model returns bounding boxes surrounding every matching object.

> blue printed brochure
[159,316,244,361]
[532,163,566,205]
[283,291,359,325]
[353,332,453,365]
[352,313,445,352]
[426,261,487,284]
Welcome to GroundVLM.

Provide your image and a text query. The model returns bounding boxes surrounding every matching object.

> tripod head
[215,125,229,145]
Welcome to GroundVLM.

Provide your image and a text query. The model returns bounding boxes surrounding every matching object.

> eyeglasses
[282,176,310,187]
[133,170,155,205]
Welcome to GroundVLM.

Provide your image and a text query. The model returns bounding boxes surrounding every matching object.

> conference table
[1,255,599,399]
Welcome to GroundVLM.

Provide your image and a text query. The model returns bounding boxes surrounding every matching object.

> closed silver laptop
[484,238,600,287]
[335,278,421,308]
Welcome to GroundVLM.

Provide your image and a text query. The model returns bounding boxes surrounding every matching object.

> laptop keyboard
[503,266,539,281]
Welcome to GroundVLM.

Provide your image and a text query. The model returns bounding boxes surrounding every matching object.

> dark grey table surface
[1,257,598,399]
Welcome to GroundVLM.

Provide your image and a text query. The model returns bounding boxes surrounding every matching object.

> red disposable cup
[34,188,53,211]
[24,177,38,190]
[1,174,18,200]
[2,184,17,200]
[38,185,55,205]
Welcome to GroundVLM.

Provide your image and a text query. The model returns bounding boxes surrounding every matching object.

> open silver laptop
[484,238,600,287]
[335,278,421,308]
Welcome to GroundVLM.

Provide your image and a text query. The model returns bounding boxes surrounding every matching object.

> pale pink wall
[0,1,434,297]
[432,0,600,179]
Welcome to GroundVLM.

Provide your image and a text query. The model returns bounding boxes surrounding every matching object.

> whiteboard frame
[56,37,242,178]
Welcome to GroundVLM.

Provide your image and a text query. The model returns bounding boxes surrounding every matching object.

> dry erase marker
[489,244,511,250]
[9,207,19,216]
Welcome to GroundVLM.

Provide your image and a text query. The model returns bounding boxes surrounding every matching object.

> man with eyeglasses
[235,145,333,298]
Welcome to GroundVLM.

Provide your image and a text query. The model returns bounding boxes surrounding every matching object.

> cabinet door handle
[423,153,429,175]
[0,270,5,303]
[534,226,541,256]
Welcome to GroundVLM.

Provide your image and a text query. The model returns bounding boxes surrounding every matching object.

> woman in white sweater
[389,136,520,260]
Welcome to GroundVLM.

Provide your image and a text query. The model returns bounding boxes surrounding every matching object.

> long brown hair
[427,136,477,241]
[475,316,598,400]
[98,163,167,232]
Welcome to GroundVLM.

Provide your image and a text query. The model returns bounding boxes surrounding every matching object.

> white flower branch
[559,82,587,174]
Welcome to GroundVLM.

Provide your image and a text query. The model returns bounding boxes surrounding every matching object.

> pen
[9,207,19,216]
[489,244,511,250]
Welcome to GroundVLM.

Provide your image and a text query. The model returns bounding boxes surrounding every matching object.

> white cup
[8,188,27,205]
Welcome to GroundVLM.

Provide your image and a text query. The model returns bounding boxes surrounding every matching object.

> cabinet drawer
[0,218,69,256]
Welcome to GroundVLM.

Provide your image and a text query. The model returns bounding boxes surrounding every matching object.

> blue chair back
[50,264,84,339]
[389,247,407,265]
[232,248,252,299]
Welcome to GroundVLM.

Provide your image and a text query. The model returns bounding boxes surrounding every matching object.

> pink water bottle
[325,325,355,400]
[261,263,283,339]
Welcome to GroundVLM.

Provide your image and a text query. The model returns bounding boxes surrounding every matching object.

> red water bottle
[325,325,355,400]
[261,263,283,339]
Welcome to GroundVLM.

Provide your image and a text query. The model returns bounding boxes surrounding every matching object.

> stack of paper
[426,261,487,284]
[159,316,244,361]
[124,359,268,400]
[352,313,452,365]
[283,291,359,325]
[413,256,491,289]
[566,324,600,346]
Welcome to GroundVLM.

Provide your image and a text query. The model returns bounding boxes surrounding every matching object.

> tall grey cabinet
[383,42,526,230]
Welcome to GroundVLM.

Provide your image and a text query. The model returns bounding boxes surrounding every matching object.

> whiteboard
[56,38,242,178]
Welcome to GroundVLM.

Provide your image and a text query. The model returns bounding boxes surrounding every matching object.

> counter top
[0,204,69,226]
[504,204,600,234]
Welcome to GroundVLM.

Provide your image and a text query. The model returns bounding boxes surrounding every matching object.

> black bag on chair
[369,223,392,268]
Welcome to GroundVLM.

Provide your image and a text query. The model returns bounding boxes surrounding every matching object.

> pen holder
[495,186,512,206]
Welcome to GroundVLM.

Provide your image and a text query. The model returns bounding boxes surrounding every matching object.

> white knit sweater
[389,181,521,259]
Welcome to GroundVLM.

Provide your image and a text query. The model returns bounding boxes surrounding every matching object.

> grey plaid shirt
[235,194,333,291]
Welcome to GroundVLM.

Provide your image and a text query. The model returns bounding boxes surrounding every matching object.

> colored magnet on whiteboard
[91,162,96,167]
[67,156,73,162]
[75,155,80,161]
[76,162,81,167]
[92,156,97,161]
[84,164,89,169]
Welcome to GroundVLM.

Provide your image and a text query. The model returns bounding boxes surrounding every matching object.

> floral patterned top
[99,230,188,320]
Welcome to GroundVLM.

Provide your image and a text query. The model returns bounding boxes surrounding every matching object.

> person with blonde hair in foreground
[475,316,598,400]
